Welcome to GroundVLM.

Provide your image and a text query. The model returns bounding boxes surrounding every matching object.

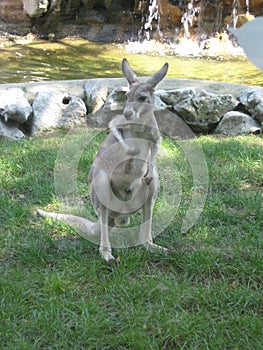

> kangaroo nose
[124,108,133,119]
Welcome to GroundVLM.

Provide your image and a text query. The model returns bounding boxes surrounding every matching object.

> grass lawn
[0,131,262,349]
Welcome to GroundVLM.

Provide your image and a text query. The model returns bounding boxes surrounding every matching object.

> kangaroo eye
[138,96,147,102]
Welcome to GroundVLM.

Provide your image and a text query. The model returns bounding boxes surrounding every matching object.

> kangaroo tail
[37,209,100,238]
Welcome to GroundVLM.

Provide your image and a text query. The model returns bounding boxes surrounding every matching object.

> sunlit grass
[0,132,262,349]
[1,38,263,85]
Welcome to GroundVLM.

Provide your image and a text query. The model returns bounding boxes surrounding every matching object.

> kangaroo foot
[99,248,120,266]
[144,242,169,255]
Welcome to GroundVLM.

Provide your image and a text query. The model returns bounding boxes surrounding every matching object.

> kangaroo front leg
[110,125,139,155]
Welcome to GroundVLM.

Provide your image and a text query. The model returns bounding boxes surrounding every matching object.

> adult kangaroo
[38,58,169,264]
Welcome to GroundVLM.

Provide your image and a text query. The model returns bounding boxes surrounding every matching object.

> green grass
[0,132,262,349]
[2,39,263,85]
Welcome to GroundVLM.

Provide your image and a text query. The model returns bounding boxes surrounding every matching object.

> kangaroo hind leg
[140,197,169,255]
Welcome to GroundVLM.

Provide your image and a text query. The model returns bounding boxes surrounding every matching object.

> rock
[0,0,31,24]
[0,120,25,141]
[154,92,168,111]
[0,88,32,123]
[92,24,117,42]
[22,0,49,18]
[79,9,106,24]
[240,88,263,123]
[155,109,195,140]
[105,86,128,106]
[85,80,108,114]
[214,111,261,136]
[173,90,238,133]
[32,89,87,134]
[158,87,196,106]
[88,87,128,127]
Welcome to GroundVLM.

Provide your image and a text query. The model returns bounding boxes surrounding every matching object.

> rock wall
[0,78,262,141]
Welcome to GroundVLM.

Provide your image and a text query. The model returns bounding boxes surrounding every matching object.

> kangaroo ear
[146,63,169,88]
[122,58,139,86]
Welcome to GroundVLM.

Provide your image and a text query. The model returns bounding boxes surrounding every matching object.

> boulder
[85,80,108,114]
[153,92,168,111]
[0,120,25,141]
[158,87,196,106]
[31,89,87,134]
[88,87,128,127]
[214,111,261,136]
[22,0,49,17]
[172,89,238,133]
[155,109,195,140]
[0,0,31,24]
[240,88,263,123]
[0,88,32,123]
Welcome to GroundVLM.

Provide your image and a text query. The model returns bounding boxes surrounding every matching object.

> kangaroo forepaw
[143,176,153,185]
[144,242,169,255]
[126,146,140,156]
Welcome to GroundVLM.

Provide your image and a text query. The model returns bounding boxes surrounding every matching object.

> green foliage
[0,133,262,349]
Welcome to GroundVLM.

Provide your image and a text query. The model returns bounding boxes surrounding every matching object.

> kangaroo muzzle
[123,106,139,120]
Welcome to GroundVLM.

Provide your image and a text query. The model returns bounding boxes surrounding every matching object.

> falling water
[128,0,252,57]
[232,0,238,29]
[181,1,200,38]
[246,0,250,15]
[138,0,162,41]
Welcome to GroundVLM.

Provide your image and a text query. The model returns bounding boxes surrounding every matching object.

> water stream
[0,38,262,86]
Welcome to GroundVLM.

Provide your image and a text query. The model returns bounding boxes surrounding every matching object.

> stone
[0,0,31,24]
[88,86,128,127]
[240,88,263,123]
[32,89,87,134]
[0,88,32,123]
[0,120,25,141]
[173,90,238,133]
[92,24,118,42]
[79,9,106,24]
[153,92,168,111]
[214,111,261,136]
[22,0,49,17]
[155,109,195,140]
[157,87,196,106]
[85,80,108,114]
[105,86,128,106]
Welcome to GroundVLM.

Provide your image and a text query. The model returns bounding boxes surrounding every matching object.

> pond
[0,38,263,86]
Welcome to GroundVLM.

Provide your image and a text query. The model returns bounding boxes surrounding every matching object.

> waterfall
[138,0,161,41]
[232,0,239,29]
[127,0,254,57]
[182,1,193,38]
[246,0,250,15]
[232,0,251,30]
[181,1,200,39]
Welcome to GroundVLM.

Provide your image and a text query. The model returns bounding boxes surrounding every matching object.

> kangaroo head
[122,58,168,121]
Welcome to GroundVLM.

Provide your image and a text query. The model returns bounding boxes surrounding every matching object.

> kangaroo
[38,58,169,264]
